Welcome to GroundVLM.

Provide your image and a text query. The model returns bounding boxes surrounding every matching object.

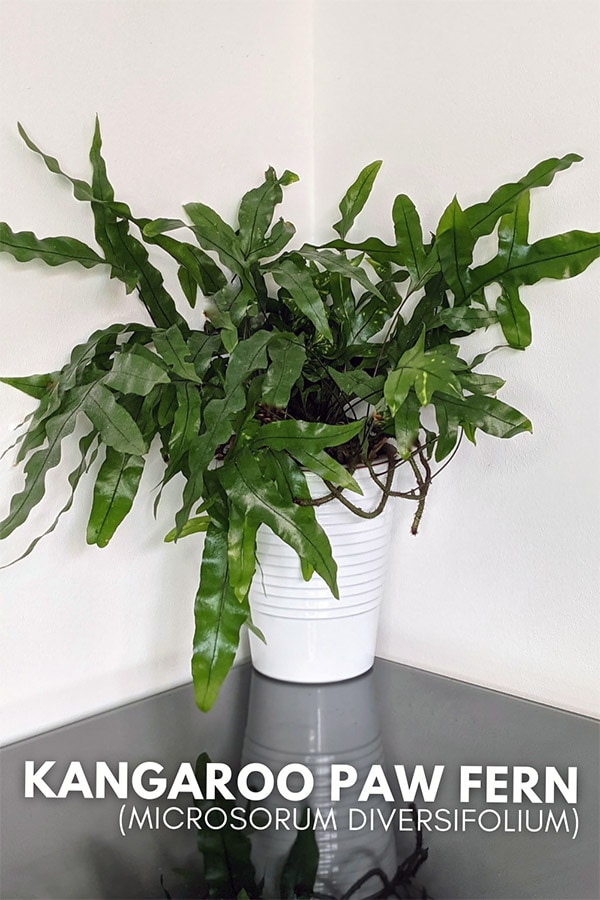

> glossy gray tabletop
[1,660,598,900]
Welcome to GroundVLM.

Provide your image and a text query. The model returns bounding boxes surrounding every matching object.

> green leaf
[86,448,144,547]
[270,257,333,341]
[0,389,90,539]
[177,264,197,307]
[254,419,364,452]
[469,191,600,294]
[17,122,95,202]
[0,223,105,269]
[496,282,532,349]
[237,166,298,258]
[279,808,319,899]
[227,502,258,602]
[384,331,464,412]
[192,522,249,711]
[437,306,499,333]
[392,194,428,281]
[174,385,245,536]
[89,118,183,326]
[394,391,421,459]
[246,217,296,265]
[333,160,382,239]
[152,325,200,382]
[439,393,532,439]
[219,448,338,596]
[321,236,414,267]
[432,396,460,461]
[139,226,226,297]
[465,153,583,238]
[184,202,246,277]
[266,450,318,584]
[225,330,273,391]
[459,372,505,395]
[88,118,139,292]
[186,332,221,379]
[0,431,98,569]
[262,334,306,408]
[102,345,170,396]
[0,372,59,400]
[164,382,201,479]
[435,197,476,303]
[287,447,362,493]
[164,516,210,542]
[328,368,385,404]
[299,246,385,302]
[194,753,260,898]
[82,384,147,455]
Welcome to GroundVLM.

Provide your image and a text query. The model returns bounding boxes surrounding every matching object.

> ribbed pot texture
[241,671,397,899]
[248,461,393,682]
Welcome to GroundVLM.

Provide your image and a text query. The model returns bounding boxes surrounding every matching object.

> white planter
[248,460,394,682]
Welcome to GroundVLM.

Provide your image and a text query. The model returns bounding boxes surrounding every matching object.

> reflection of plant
[2,121,599,711]
[162,758,431,900]
[162,754,318,900]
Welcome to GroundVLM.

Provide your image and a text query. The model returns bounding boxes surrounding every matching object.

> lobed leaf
[184,202,246,277]
[246,217,296,265]
[219,448,338,596]
[270,257,333,341]
[237,166,298,258]
[153,324,200,382]
[465,153,583,238]
[186,332,221,380]
[0,431,98,568]
[437,393,532,440]
[384,331,464,413]
[262,334,306,408]
[299,246,386,302]
[0,389,90,539]
[174,385,245,537]
[102,345,170,396]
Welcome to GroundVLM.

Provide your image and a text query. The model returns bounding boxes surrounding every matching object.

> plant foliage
[1,120,599,709]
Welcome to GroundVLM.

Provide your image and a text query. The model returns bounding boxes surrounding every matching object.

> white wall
[0,0,598,743]
[0,0,314,744]
[312,0,600,717]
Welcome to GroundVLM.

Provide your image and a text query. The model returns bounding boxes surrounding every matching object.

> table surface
[1,660,598,900]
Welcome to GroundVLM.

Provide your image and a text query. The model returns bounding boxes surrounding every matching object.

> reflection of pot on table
[242,669,397,899]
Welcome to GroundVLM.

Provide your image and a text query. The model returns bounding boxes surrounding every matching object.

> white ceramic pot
[248,460,394,682]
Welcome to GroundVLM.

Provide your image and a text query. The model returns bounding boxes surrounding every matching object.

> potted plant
[1,120,598,710]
